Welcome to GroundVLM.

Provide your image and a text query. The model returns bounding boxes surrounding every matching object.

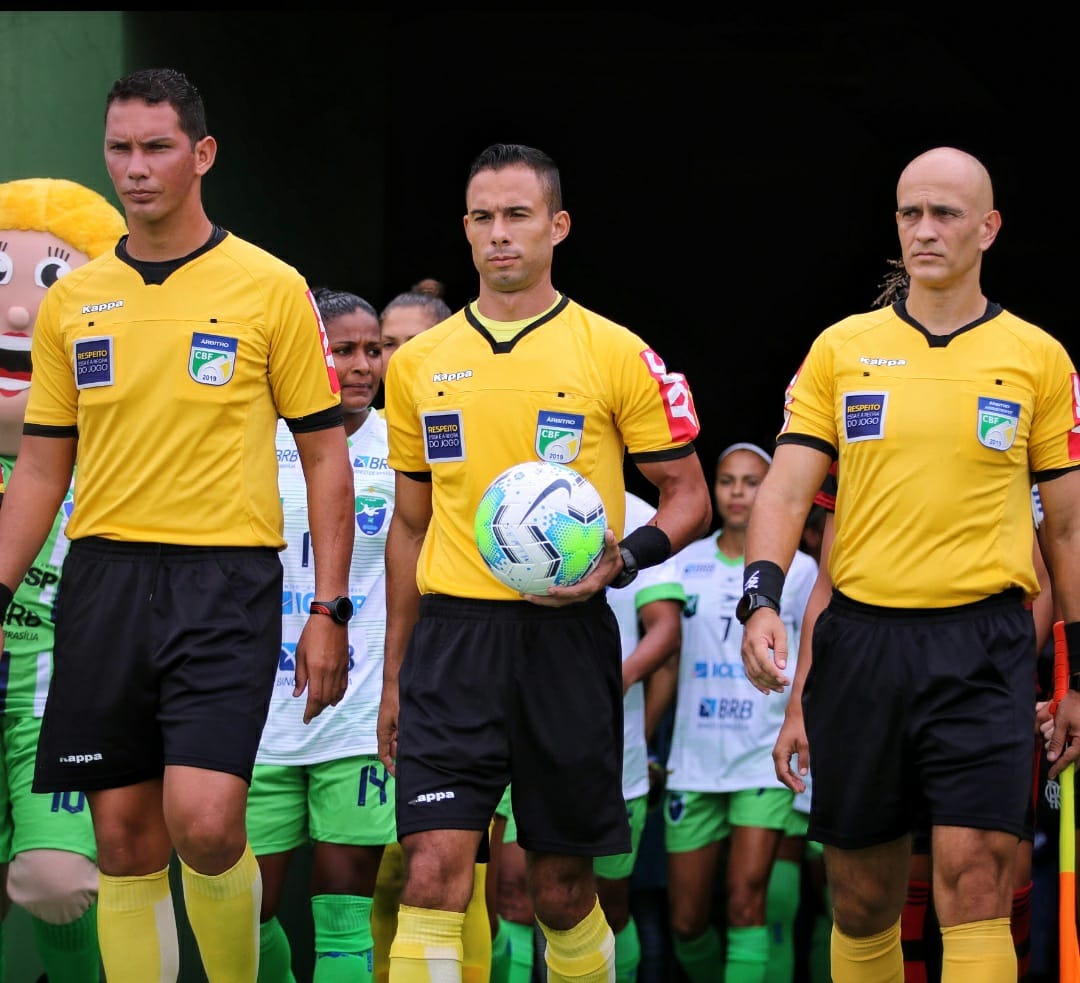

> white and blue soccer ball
[474,460,607,595]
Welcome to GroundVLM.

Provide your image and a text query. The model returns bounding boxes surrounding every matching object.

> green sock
[725,923,768,983]
[258,917,297,983]
[672,925,723,983]
[491,917,513,983]
[33,905,101,982]
[501,918,536,983]
[613,918,641,983]
[763,858,801,983]
[312,893,374,983]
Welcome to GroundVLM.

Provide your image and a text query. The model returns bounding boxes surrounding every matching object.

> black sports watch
[735,592,780,625]
[610,547,639,589]
[309,595,354,624]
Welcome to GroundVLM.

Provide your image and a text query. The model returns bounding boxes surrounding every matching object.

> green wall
[0,11,125,206]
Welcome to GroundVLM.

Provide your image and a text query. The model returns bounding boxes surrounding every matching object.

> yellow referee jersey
[779,302,1080,607]
[384,295,700,600]
[25,233,341,547]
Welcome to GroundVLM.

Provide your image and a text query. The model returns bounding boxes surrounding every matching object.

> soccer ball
[474,461,607,595]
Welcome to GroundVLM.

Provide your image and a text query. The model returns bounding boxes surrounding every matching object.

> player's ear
[979,208,1001,253]
[551,209,570,246]
[194,135,217,176]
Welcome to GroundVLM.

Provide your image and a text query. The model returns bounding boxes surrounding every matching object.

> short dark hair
[105,68,208,147]
[380,291,452,327]
[466,143,563,214]
[311,286,377,323]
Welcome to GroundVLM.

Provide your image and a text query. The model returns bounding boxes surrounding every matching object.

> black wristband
[0,583,12,623]
[618,524,671,571]
[742,560,784,604]
[1067,621,1080,678]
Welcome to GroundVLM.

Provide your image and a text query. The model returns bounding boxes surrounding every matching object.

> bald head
[894,146,1001,306]
[897,147,994,213]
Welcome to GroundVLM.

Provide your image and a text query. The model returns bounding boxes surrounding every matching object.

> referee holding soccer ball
[376,142,711,982]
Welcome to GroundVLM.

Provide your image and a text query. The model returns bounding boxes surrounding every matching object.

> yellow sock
[389,903,464,981]
[373,842,406,983]
[940,917,1014,983]
[97,865,179,983]
[830,918,902,983]
[180,842,261,981]
[462,863,491,983]
[538,897,614,983]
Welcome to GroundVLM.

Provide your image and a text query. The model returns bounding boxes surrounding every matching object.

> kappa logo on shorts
[188,332,237,386]
[58,752,103,764]
[535,410,584,463]
[977,396,1020,450]
[409,789,456,806]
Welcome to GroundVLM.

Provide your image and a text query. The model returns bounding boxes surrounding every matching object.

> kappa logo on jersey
[976,396,1020,451]
[188,333,237,386]
[640,349,699,443]
[73,335,113,389]
[1069,373,1080,461]
[356,492,389,536]
[535,410,584,463]
[306,289,341,394]
[843,391,887,442]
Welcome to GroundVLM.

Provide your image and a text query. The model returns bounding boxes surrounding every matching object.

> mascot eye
[0,249,12,286]
[35,255,74,289]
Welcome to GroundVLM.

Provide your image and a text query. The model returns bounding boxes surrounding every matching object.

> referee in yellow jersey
[0,68,355,983]
[739,146,1080,983]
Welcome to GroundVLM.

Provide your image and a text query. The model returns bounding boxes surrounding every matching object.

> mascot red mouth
[0,332,32,397]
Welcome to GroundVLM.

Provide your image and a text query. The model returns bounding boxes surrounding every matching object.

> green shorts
[664,787,794,853]
[498,785,519,844]
[247,754,396,855]
[594,794,647,880]
[0,714,96,864]
[784,806,810,838]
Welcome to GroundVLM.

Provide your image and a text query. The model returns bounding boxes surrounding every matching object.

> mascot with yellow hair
[0,177,126,982]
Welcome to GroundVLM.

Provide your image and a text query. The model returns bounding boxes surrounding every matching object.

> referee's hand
[1046,690,1080,781]
[294,616,349,724]
[740,607,791,695]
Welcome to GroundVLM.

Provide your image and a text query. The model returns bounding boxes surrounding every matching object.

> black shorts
[805,589,1036,849]
[33,537,282,793]
[394,592,630,858]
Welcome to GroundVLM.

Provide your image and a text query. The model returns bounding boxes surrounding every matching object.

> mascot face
[0,178,125,455]
[0,230,90,429]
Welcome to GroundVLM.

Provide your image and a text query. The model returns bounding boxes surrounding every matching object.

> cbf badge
[535,410,584,463]
[977,396,1020,450]
[188,333,237,386]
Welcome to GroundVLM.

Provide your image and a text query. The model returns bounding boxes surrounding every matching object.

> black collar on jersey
[465,292,571,353]
[895,298,1003,348]
[116,224,229,286]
